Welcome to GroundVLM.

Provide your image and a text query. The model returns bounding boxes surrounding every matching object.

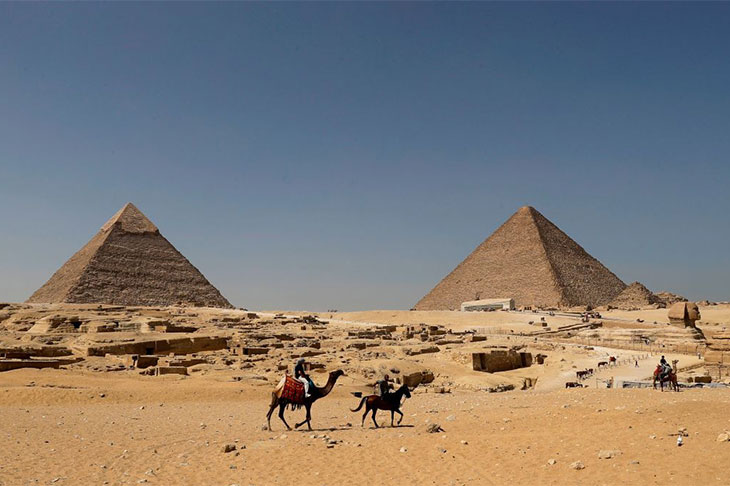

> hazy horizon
[1,3,729,309]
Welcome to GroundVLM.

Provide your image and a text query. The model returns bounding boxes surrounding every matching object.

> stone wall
[77,335,229,356]
[472,350,532,373]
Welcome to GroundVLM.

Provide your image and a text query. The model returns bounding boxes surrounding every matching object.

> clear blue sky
[1,3,728,309]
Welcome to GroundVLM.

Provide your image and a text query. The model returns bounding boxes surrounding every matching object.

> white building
[460,298,514,312]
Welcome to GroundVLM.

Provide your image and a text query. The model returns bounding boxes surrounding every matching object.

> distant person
[635,359,639,368]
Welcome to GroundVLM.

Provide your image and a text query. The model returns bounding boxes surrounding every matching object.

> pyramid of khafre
[27,203,233,308]
[414,206,626,310]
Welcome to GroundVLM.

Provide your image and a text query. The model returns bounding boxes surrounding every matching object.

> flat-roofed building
[460,298,514,312]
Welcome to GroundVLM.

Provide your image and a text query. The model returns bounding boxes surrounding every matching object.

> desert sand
[2,303,730,485]
[3,368,730,485]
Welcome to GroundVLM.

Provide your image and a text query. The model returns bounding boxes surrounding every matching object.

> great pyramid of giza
[414,206,626,310]
[27,203,232,308]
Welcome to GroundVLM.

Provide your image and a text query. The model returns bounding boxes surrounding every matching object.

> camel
[266,369,345,431]
[350,383,412,428]
[653,364,678,392]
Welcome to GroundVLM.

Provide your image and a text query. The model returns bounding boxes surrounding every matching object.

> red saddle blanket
[281,376,305,404]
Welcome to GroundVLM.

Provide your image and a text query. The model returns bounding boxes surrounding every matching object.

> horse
[565,382,584,388]
[653,366,678,392]
[266,370,345,431]
[597,361,608,369]
[576,368,594,380]
[351,383,412,428]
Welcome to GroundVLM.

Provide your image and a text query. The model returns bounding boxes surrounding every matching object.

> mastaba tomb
[27,203,232,308]
[415,206,626,310]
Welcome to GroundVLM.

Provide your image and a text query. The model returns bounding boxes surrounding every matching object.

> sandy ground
[268,310,578,333]
[3,368,730,486]
[2,304,728,485]
[278,305,730,333]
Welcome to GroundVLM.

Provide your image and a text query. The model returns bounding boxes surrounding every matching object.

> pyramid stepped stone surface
[609,281,662,310]
[415,206,626,310]
[27,203,232,308]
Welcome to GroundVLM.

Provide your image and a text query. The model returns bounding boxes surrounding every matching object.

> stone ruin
[0,302,537,394]
[472,349,533,373]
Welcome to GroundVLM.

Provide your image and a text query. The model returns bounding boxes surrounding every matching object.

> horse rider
[376,374,394,399]
[294,358,311,398]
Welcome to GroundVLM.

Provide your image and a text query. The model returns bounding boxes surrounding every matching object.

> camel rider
[294,358,311,398]
[376,374,394,399]
[659,355,671,380]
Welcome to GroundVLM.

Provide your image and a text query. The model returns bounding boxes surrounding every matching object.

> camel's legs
[295,404,312,430]
[305,404,312,430]
[278,403,292,430]
[266,401,278,430]
[372,409,379,428]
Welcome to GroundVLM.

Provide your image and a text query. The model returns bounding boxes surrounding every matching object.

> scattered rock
[570,461,585,470]
[426,423,444,433]
[446,415,456,422]
[717,433,730,442]
[598,449,621,459]
[547,459,556,465]
[222,444,236,453]
[399,447,408,453]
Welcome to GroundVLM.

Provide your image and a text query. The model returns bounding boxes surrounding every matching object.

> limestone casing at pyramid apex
[100,202,159,234]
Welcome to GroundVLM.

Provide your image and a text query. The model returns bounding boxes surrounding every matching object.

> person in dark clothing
[659,355,671,381]
[294,358,311,398]
[376,374,394,400]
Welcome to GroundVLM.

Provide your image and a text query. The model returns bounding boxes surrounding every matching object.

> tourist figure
[659,355,671,381]
[376,374,394,399]
[295,358,311,398]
